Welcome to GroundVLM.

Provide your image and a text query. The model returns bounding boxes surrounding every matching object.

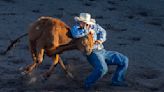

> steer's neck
[53,43,77,55]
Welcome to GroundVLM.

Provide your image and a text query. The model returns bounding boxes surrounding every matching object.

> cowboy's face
[79,21,86,28]
[79,21,91,29]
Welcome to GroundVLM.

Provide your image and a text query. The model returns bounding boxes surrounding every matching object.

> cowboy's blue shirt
[71,24,106,50]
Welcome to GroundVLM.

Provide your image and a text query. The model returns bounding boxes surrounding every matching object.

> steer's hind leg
[21,40,44,75]
[42,54,59,80]
[21,40,37,75]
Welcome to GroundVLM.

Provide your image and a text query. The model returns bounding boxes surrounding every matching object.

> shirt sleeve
[96,24,106,42]
[71,25,89,38]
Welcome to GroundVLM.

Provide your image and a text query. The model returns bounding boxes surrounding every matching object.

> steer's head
[77,32,94,55]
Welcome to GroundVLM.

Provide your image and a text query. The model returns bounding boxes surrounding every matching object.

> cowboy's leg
[85,49,108,88]
[105,51,128,84]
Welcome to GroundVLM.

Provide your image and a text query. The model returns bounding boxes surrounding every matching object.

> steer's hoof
[21,71,26,76]
[66,71,74,79]
[28,77,37,84]
[19,67,28,76]
[19,67,24,71]
[40,75,48,83]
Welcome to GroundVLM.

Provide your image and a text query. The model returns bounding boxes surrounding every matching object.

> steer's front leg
[42,54,59,80]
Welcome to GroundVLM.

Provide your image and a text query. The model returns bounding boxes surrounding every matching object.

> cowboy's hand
[95,40,103,44]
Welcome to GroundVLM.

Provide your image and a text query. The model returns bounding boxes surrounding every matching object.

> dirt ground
[0,0,164,92]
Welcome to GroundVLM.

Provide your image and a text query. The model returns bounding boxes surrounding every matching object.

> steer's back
[28,17,72,55]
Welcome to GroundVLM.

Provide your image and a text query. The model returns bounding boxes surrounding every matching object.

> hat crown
[79,13,91,21]
[74,13,95,24]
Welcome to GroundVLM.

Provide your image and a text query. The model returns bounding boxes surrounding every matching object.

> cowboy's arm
[71,26,89,38]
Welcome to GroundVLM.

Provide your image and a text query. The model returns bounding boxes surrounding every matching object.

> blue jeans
[85,49,128,87]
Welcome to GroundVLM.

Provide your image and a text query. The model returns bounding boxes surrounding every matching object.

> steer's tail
[1,33,28,55]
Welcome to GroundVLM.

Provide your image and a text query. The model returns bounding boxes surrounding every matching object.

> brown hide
[28,17,73,56]
[24,16,94,79]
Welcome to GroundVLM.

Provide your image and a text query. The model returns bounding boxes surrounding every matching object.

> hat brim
[74,16,95,24]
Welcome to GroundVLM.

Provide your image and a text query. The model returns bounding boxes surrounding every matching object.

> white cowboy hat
[74,13,96,24]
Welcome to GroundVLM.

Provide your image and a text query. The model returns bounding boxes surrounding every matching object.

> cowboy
[71,13,129,89]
